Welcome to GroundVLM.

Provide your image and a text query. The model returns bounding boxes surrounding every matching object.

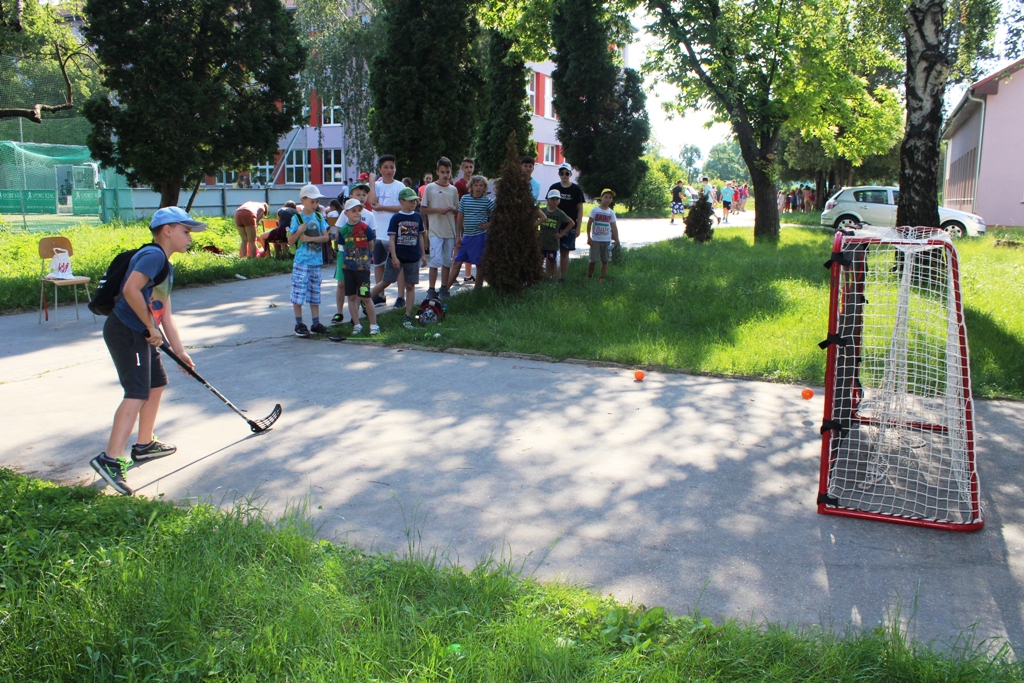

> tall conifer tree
[368,0,483,180]
[551,0,649,200]
[483,137,544,295]
[475,30,534,178]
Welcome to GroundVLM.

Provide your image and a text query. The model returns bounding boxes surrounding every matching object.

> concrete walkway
[2,220,1022,656]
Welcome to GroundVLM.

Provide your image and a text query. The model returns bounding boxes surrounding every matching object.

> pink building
[942,58,1024,227]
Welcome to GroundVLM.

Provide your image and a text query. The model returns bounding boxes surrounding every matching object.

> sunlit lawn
[371,227,1024,399]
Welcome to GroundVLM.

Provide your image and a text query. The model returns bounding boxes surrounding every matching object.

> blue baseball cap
[150,206,207,231]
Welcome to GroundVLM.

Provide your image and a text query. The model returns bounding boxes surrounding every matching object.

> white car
[820,186,986,238]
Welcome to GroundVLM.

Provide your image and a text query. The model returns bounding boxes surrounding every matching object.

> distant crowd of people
[230,154,621,338]
[670,177,749,225]
[778,185,816,213]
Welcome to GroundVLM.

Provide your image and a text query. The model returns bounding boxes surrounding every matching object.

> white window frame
[285,149,309,185]
[543,144,557,165]
[528,72,536,115]
[321,102,342,126]
[251,160,275,186]
[215,169,238,186]
[544,74,555,120]
[322,148,347,183]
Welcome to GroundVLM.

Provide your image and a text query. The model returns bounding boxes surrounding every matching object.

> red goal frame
[817,227,983,531]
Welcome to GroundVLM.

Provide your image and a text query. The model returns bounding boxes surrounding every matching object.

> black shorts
[265,226,287,242]
[103,314,167,400]
[559,229,576,251]
[343,269,371,297]
[722,201,732,209]
[372,240,389,266]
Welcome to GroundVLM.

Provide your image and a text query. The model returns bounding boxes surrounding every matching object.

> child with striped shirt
[446,175,494,291]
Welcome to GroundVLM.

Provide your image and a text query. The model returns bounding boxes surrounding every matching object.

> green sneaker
[90,453,133,495]
[131,439,177,463]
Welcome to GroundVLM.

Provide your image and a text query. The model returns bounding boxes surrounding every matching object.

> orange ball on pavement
[634,370,645,381]
[801,388,814,400]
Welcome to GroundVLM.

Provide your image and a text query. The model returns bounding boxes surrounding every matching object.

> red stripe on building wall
[534,72,545,117]
[555,146,564,165]
[537,142,544,162]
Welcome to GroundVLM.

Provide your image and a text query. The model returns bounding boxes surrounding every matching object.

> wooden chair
[39,236,95,327]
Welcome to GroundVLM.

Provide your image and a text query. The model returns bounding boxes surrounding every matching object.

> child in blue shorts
[446,175,494,291]
[288,184,332,337]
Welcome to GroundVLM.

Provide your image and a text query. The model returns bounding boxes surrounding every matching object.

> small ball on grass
[802,388,814,400]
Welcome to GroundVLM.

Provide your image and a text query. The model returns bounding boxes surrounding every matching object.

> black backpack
[88,244,170,316]
[414,297,446,325]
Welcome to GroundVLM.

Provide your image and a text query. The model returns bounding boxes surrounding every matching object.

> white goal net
[817,226,983,531]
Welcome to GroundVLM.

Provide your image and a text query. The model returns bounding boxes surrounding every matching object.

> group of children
[286,155,622,338]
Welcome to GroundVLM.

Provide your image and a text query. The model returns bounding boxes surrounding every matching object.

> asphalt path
[2,217,1022,655]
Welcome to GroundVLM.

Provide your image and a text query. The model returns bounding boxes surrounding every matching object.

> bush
[684,194,715,243]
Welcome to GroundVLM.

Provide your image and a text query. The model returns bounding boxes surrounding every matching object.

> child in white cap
[287,184,331,337]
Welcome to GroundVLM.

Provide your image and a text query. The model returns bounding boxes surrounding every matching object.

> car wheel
[833,214,860,231]
[941,221,965,239]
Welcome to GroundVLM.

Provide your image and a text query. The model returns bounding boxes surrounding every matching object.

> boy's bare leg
[600,261,609,278]
[363,298,377,325]
[347,295,360,323]
[369,279,394,299]
[445,262,463,289]
[336,281,345,318]
[310,304,319,320]
[292,303,303,320]
[374,264,386,287]
[464,263,472,279]
[587,262,596,278]
[559,249,571,279]
[405,284,416,315]
[105,398,146,458]
[473,265,484,290]
[136,386,165,446]
[396,272,406,300]
[429,268,438,290]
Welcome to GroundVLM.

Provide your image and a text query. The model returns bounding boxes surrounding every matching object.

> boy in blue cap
[90,206,206,495]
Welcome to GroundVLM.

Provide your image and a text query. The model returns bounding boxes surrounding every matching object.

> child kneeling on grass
[586,188,621,283]
[336,198,379,335]
[288,184,332,338]
[90,207,206,496]
[368,187,427,329]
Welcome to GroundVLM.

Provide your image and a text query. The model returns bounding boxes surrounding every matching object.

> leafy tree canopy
[296,0,379,175]
[0,0,99,124]
[82,0,305,207]
[475,30,535,178]
[552,0,649,200]
[368,0,484,182]
[644,0,902,241]
[677,143,701,183]
[702,140,750,184]
[1008,0,1024,59]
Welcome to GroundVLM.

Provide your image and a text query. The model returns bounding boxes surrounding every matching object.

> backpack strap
[143,244,171,286]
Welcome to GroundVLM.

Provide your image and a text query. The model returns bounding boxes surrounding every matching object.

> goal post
[817,226,983,531]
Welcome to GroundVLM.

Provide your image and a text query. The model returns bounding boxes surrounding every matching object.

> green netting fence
[0,141,134,232]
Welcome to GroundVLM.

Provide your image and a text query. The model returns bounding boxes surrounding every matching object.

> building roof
[942,57,1024,140]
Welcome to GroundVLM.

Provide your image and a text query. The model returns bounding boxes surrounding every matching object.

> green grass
[1,469,1019,683]
[366,227,1024,399]
[0,217,293,312]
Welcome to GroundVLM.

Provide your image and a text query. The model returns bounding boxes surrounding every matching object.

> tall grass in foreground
[1,470,1019,682]
[371,228,1024,399]
[0,217,292,312]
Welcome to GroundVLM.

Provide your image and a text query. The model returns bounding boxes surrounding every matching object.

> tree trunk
[735,126,780,242]
[158,181,181,208]
[896,0,949,227]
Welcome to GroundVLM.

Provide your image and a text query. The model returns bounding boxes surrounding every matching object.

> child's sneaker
[438,286,450,301]
[90,453,133,495]
[352,324,363,335]
[403,315,414,329]
[331,313,344,324]
[426,288,437,298]
[393,297,406,309]
[370,324,380,335]
[294,323,311,338]
[463,275,475,283]
[310,322,328,334]
[131,439,176,462]
[372,295,386,306]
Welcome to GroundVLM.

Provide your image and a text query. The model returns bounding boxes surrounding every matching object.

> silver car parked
[820,186,986,238]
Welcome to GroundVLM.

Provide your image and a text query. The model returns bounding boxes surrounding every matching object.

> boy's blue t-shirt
[530,178,541,203]
[388,211,425,263]
[721,187,735,202]
[289,212,326,266]
[113,245,172,333]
